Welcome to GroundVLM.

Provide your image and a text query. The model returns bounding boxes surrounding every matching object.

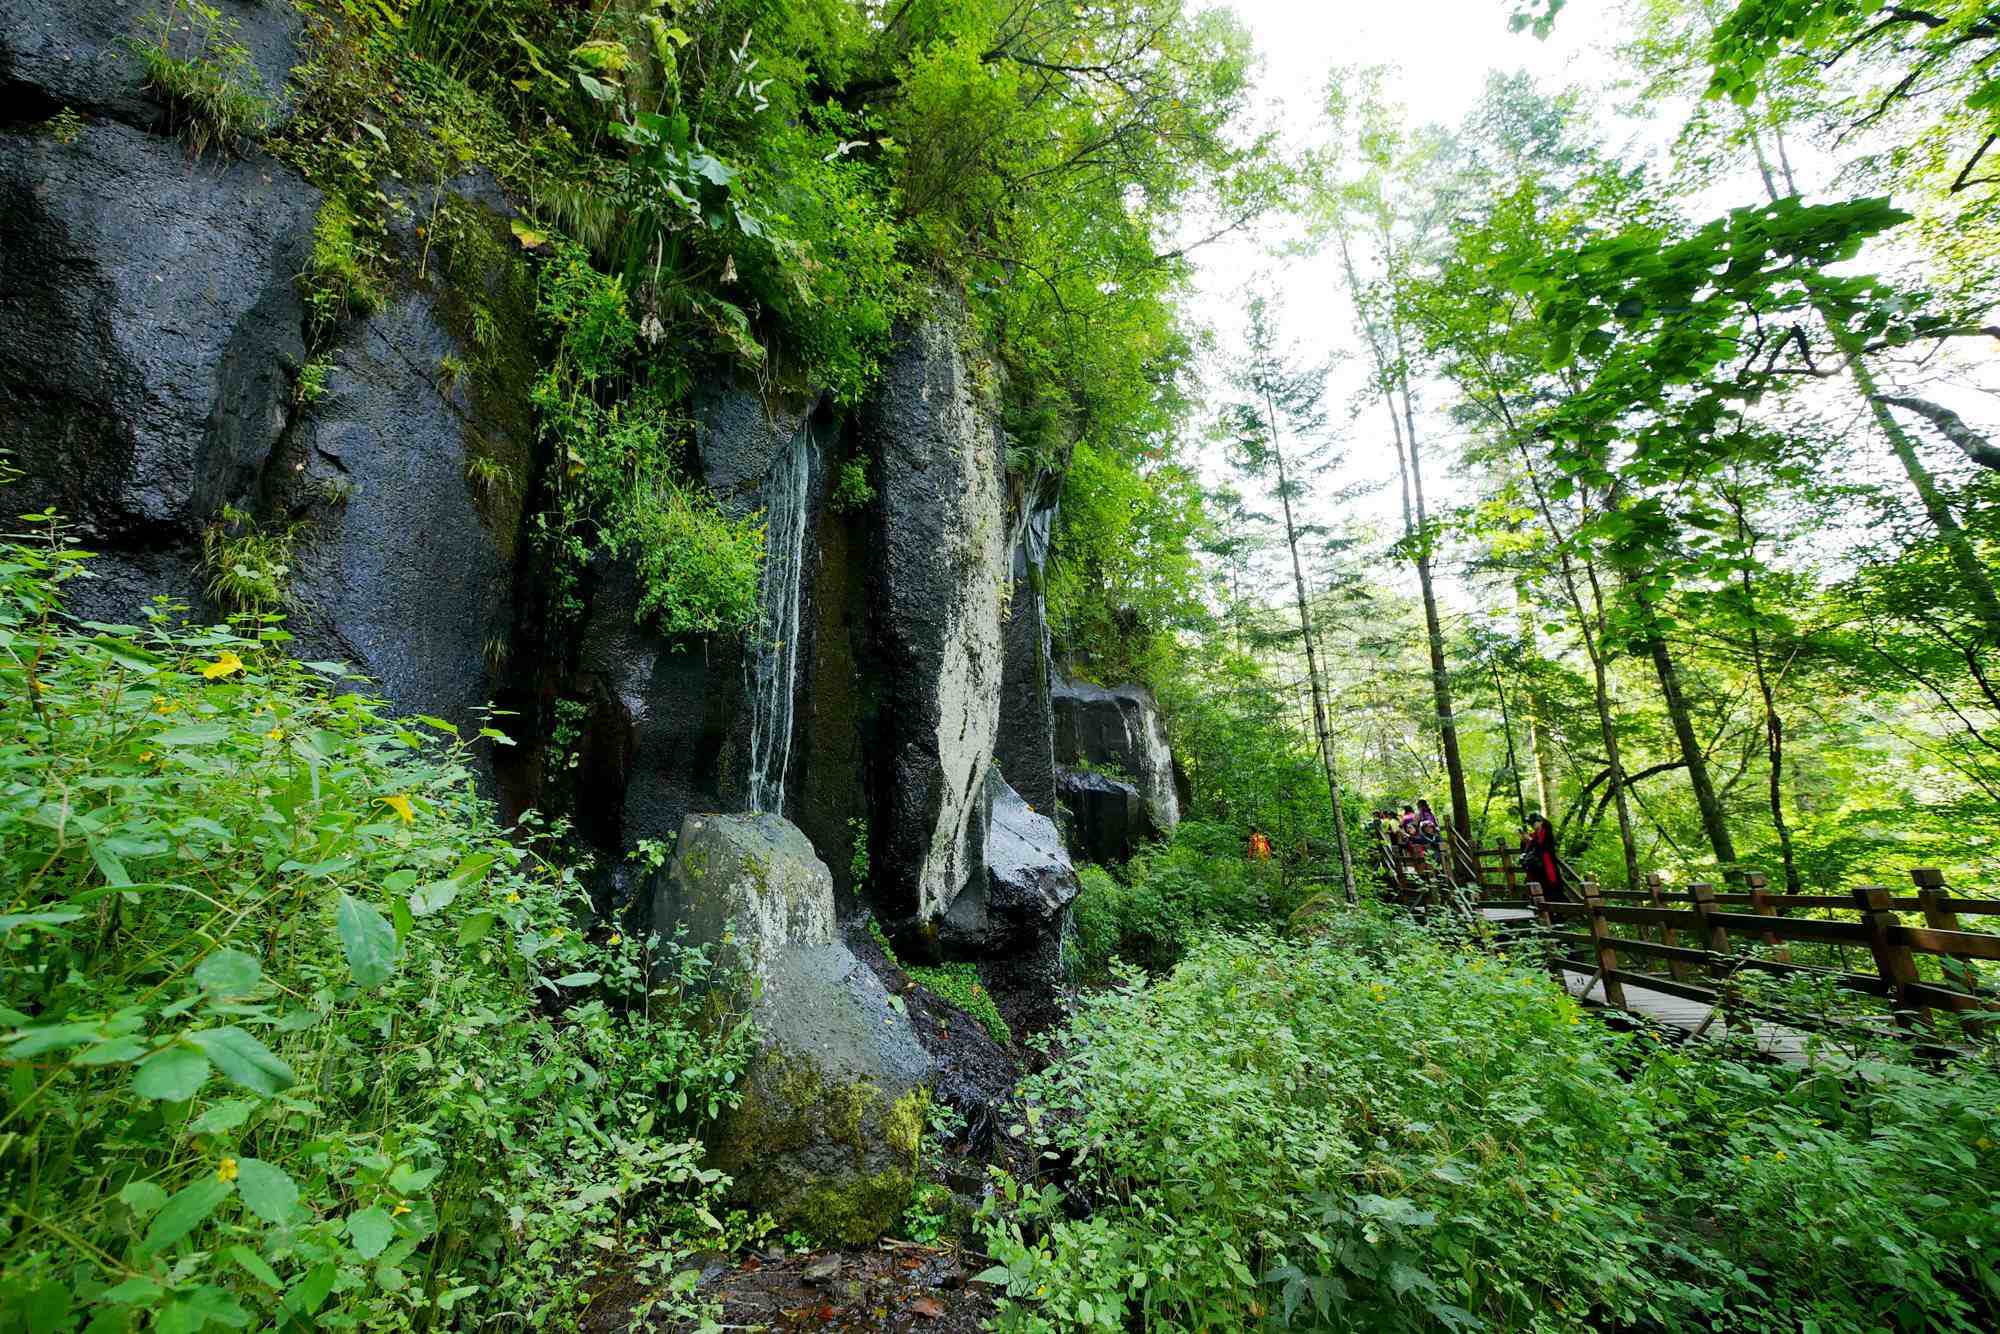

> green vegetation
[131,1,271,157]
[829,457,875,515]
[0,532,752,1330]
[867,918,1011,1046]
[980,915,2000,1332]
[199,505,296,615]
[1070,822,1296,977]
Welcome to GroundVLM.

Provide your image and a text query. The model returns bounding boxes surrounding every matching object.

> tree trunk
[1637,593,1739,875]
[1266,388,1358,904]
[1726,489,1805,893]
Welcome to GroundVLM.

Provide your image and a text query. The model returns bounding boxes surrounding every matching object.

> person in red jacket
[1523,815,1559,893]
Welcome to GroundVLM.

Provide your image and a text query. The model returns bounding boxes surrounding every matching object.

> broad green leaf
[0,909,84,932]
[408,879,459,917]
[552,972,601,987]
[117,1180,169,1218]
[139,1177,233,1255]
[90,840,132,886]
[74,1036,148,1065]
[194,948,262,995]
[133,1045,211,1101]
[189,1098,254,1135]
[155,723,230,747]
[457,911,496,945]
[281,1263,337,1318]
[225,1244,283,1291]
[235,1158,299,1224]
[7,1021,104,1057]
[347,1206,394,1259]
[190,1027,295,1095]
[336,892,399,988]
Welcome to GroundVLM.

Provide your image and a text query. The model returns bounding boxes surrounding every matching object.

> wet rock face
[941,771,1079,956]
[0,121,317,615]
[994,497,1058,813]
[0,0,304,129]
[272,294,516,742]
[1053,678,1181,839]
[864,299,1010,930]
[663,813,931,1245]
[1057,765,1144,866]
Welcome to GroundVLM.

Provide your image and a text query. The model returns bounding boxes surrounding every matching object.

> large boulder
[942,771,1080,955]
[1053,678,1182,839]
[0,121,317,621]
[863,298,1010,935]
[0,0,304,129]
[659,813,931,1245]
[1057,765,1144,866]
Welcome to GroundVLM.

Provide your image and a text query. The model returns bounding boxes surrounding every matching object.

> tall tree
[1219,294,1358,902]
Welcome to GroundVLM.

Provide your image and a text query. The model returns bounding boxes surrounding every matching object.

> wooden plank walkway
[1476,906,1829,1066]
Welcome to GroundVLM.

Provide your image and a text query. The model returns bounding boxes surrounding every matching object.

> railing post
[1688,881,1735,1032]
[1526,883,1565,986]
[1647,872,1689,982]
[1581,880,1626,1009]
[1912,868,1979,995]
[1853,884,1928,1030]
[1745,871,1791,963]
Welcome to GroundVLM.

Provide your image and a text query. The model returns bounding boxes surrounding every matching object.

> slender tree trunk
[1636,590,1740,874]
[1493,660,1528,826]
[1726,489,1805,893]
[1738,102,2000,646]
[1265,388,1357,904]
[1334,224,1473,849]
[1516,579,1555,818]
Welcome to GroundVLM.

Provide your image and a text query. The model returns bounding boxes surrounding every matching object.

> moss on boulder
[658,813,933,1244]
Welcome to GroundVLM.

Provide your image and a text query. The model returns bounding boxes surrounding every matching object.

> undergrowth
[132,1,271,157]
[0,522,755,1331]
[979,911,2000,1332]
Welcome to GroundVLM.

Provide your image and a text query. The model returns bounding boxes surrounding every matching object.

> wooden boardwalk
[1480,907,1826,1066]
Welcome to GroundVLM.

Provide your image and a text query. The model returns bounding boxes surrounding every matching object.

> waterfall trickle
[746,423,814,814]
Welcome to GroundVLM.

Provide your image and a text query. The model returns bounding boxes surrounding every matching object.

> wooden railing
[1483,867,1998,1035]
[1462,841,1583,902]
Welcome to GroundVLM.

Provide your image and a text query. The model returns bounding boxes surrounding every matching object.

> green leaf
[235,1158,299,1224]
[189,1027,295,1095]
[133,1045,212,1101]
[118,1180,169,1218]
[281,1264,337,1318]
[0,909,84,933]
[189,1098,254,1135]
[457,911,496,945]
[225,1244,283,1291]
[552,972,601,987]
[408,879,459,917]
[139,1177,234,1255]
[336,892,399,988]
[347,1206,395,1260]
[155,723,230,747]
[194,948,263,995]
[90,840,132,887]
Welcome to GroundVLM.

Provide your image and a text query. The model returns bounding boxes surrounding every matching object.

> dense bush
[982,912,2000,1331]
[0,533,753,1331]
[1068,821,1296,976]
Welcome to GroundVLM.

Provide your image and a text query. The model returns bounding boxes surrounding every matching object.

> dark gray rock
[862,299,1010,935]
[941,771,1079,956]
[1057,765,1143,866]
[1053,678,1181,839]
[271,294,515,743]
[994,495,1058,813]
[663,813,931,1245]
[0,0,303,130]
[695,382,815,513]
[569,560,743,871]
[0,121,317,567]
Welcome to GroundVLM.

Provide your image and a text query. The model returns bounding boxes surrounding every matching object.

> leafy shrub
[904,962,1011,1047]
[199,503,295,614]
[132,1,271,156]
[619,472,766,638]
[0,531,753,1330]
[830,457,876,514]
[302,199,386,334]
[1067,821,1286,976]
[980,913,2000,1332]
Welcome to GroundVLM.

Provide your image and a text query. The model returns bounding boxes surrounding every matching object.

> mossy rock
[713,1045,928,1245]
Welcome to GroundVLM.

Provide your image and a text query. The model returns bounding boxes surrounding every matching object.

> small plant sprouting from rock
[295,355,332,407]
[200,503,295,613]
[132,1,271,157]
[847,815,870,889]
[830,457,875,515]
[302,199,385,336]
[39,108,86,145]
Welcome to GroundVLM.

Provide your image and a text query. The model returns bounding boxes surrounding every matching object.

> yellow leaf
[200,650,245,680]
[510,218,549,249]
[378,794,416,824]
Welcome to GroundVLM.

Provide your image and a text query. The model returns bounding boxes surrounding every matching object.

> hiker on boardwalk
[1415,800,1442,858]
[1522,814,1558,893]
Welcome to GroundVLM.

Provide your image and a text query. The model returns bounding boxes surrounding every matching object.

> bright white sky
[1184,0,1632,591]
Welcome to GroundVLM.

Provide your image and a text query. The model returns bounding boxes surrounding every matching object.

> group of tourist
[1375,801,1443,868]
